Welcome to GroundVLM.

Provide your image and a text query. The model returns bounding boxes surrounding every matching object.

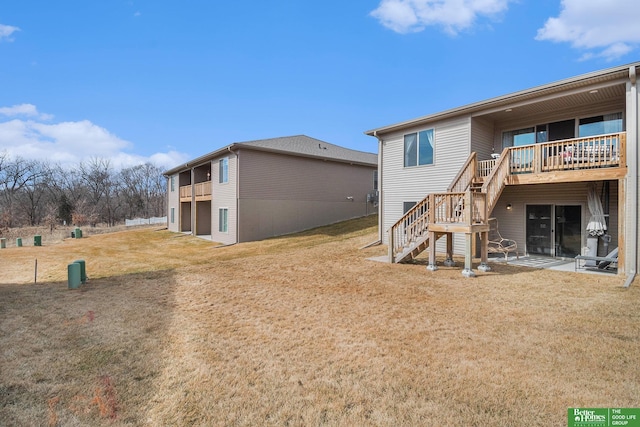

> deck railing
[194,181,212,197]
[478,159,497,178]
[509,132,625,174]
[387,131,625,263]
[179,185,191,199]
[180,180,213,199]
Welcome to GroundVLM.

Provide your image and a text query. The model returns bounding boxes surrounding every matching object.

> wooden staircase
[389,150,509,263]
[388,132,627,265]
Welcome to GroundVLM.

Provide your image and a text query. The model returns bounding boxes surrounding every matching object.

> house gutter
[624,65,638,288]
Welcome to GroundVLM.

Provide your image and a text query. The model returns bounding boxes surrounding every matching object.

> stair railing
[481,147,511,214]
[448,152,477,192]
[388,195,430,262]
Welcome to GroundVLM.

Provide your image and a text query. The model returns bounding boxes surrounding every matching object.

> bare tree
[0,156,38,227]
[79,158,121,226]
[15,160,51,226]
[119,163,166,219]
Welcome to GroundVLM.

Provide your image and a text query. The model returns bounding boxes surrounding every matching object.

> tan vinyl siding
[167,174,180,232]
[491,181,619,257]
[211,154,237,245]
[237,149,376,242]
[381,116,470,254]
[471,117,495,160]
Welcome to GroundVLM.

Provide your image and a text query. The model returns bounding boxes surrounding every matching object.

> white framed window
[170,176,175,192]
[219,208,228,233]
[404,129,434,167]
[219,158,229,183]
[170,207,175,223]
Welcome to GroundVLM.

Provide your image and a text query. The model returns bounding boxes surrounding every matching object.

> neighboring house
[164,135,378,245]
[366,62,639,281]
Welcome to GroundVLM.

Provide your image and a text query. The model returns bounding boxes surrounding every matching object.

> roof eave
[365,61,639,136]
[163,142,377,176]
[234,143,377,167]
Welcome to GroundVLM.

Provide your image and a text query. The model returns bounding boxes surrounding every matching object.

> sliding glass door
[526,205,582,257]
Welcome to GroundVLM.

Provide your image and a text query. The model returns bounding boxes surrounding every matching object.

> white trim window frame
[219,157,229,184]
[218,207,228,233]
[404,129,434,168]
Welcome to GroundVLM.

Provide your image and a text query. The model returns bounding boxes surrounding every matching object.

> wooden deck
[388,132,627,267]
[180,181,213,202]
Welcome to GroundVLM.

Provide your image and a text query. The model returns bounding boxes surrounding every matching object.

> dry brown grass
[0,216,638,426]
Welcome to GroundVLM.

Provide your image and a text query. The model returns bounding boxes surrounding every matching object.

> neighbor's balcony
[477,132,626,184]
[179,181,212,201]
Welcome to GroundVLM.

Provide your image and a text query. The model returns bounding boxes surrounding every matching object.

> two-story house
[164,135,378,245]
[366,62,638,283]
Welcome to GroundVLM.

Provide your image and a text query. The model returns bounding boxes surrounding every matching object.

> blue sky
[1,0,639,169]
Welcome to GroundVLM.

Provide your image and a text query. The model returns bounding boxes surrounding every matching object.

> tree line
[0,153,167,230]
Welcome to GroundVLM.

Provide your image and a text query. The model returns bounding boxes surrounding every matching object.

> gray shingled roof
[164,135,377,175]
[236,135,377,165]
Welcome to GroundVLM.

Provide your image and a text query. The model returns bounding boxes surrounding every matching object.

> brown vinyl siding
[237,149,376,242]
[238,149,374,201]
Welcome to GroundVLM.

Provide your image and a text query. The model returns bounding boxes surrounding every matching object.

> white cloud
[0,104,54,121]
[0,24,20,42]
[370,0,512,35]
[0,108,188,170]
[536,0,640,61]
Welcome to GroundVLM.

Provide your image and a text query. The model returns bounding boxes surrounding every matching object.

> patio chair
[487,218,518,261]
[597,247,618,271]
[574,247,618,273]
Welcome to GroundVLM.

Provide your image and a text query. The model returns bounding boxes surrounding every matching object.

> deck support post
[426,230,438,271]
[443,232,455,266]
[478,231,491,272]
[462,233,476,277]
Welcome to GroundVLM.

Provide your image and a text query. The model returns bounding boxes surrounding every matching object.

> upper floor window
[579,113,623,137]
[219,158,229,183]
[373,170,378,191]
[170,176,175,192]
[404,129,434,167]
[502,127,535,148]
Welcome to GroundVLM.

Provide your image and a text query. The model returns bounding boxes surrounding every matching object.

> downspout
[191,167,196,235]
[228,146,239,244]
[373,130,384,243]
[624,65,638,288]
